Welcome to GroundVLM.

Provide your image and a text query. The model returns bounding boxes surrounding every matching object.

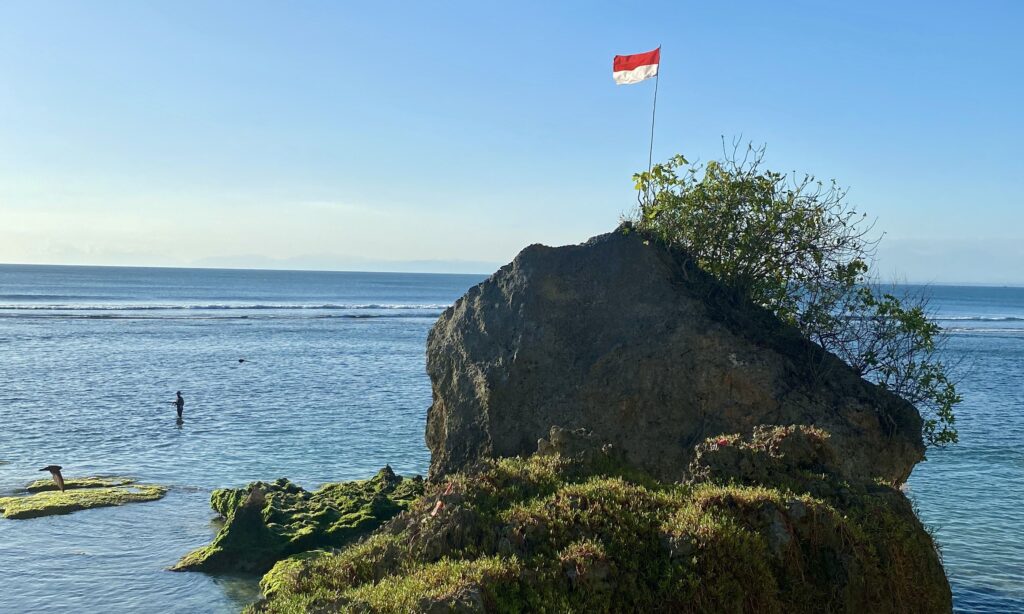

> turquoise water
[906,285,1024,613]
[0,266,1020,612]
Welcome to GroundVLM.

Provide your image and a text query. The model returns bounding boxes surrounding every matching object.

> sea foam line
[0,303,450,311]
[935,316,1024,322]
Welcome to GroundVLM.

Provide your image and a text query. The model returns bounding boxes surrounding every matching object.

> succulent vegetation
[248,427,950,613]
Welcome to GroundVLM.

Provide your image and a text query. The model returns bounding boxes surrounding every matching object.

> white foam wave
[945,327,1024,334]
[935,316,1024,322]
[0,303,449,311]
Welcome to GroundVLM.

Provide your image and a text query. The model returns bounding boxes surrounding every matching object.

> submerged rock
[250,427,951,613]
[172,466,424,575]
[0,481,167,520]
[426,227,924,483]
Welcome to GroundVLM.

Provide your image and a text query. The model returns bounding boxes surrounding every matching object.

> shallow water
[0,267,1021,612]
[907,292,1024,613]
[0,265,479,613]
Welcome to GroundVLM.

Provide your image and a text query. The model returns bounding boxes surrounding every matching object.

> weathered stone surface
[426,227,925,483]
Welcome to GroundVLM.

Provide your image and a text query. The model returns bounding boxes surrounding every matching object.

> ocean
[0,264,1021,613]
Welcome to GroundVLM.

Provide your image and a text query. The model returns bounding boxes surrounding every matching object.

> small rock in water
[0,480,167,520]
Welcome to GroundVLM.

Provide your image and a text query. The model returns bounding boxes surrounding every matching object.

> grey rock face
[425,228,925,483]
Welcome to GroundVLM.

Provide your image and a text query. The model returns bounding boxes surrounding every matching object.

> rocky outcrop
[241,227,953,613]
[25,476,134,492]
[426,227,924,483]
[172,467,423,574]
[0,478,166,520]
[238,227,951,612]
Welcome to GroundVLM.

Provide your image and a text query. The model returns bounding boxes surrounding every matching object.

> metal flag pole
[647,50,660,175]
[644,46,661,206]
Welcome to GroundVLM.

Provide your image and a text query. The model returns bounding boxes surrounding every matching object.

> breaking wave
[0,303,450,320]
[935,316,1024,322]
[0,303,449,311]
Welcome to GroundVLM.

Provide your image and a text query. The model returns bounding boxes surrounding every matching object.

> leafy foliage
[633,144,960,446]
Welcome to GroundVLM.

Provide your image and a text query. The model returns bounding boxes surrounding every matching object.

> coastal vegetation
[632,144,961,446]
[247,427,949,613]
[0,478,166,520]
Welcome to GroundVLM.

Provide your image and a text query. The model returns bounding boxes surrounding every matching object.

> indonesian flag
[613,47,660,85]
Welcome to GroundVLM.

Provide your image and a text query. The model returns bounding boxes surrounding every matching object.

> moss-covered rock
[25,476,135,493]
[0,484,167,519]
[259,550,333,599]
[172,466,424,575]
[248,426,951,613]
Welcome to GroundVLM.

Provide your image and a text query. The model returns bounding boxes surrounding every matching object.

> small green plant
[632,142,959,446]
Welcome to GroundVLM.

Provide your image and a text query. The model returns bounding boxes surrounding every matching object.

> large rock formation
[426,227,925,483]
[246,227,951,613]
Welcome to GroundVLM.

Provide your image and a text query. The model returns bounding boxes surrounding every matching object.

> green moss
[210,486,252,518]
[341,556,521,613]
[257,531,411,606]
[25,476,135,492]
[260,550,332,599]
[249,426,951,614]
[173,466,424,575]
[0,484,167,519]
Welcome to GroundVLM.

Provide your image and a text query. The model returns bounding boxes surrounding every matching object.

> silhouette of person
[174,391,184,419]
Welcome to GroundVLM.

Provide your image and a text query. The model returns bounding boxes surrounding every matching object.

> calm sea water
[0,265,1020,613]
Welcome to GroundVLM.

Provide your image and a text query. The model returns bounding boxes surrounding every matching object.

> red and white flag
[613,47,660,85]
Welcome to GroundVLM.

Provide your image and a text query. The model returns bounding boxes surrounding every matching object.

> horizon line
[2,261,1022,288]
[0,260,494,277]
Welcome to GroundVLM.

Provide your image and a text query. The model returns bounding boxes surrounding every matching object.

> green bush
[632,144,960,446]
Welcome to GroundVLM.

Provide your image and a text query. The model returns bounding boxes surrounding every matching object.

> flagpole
[647,62,659,175]
[645,46,660,205]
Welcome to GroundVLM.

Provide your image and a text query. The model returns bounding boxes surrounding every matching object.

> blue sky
[1,1,1021,282]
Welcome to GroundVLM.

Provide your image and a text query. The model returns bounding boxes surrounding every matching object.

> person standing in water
[174,391,184,419]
